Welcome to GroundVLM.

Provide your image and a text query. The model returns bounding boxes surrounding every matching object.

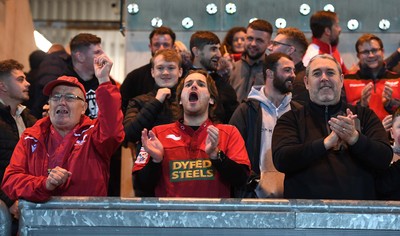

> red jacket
[344,68,400,120]
[1,82,124,202]
[302,37,348,74]
[134,119,250,198]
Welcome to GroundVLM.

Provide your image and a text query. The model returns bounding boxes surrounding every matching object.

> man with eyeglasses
[1,54,125,202]
[229,19,273,102]
[344,34,400,120]
[267,27,309,104]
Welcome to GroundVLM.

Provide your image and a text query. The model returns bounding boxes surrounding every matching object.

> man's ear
[178,68,183,78]
[0,81,7,92]
[82,102,88,115]
[288,46,296,56]
[192,47,199,57]
[304,75,310,90]
[324,27,332,37]
[266,69,274,80]
[209,97,215,105]
[74,51,85,63]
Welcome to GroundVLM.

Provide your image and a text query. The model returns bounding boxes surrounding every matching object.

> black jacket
[123,87,179,144]
[120,63,154,114]
[229,99,301,197]
[0,104,36,207]
[272,101,392,200]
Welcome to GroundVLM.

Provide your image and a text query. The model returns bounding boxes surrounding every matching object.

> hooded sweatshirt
[247,85,292,197]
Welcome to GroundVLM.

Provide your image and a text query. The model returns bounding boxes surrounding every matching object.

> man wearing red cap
[1,54,125,202]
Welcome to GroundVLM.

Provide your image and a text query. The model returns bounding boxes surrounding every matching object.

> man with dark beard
[302,11,348,74]
[229,53,300,198]
[230,19,273,102]
[190,31,238,123]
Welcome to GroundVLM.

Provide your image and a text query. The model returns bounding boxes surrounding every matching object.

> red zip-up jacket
[302,37,348,74]
[1,82,124,202]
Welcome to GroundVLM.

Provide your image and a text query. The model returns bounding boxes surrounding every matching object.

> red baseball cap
[43,76,86,98]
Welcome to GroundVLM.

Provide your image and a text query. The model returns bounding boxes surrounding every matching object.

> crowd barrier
[15,197,400,235]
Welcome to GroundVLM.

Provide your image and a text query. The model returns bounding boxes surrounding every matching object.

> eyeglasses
[49,94,85,102]
[270,40,292,47]
[358,48,381,56]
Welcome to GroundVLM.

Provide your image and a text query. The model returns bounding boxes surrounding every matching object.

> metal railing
[15,197,400,235]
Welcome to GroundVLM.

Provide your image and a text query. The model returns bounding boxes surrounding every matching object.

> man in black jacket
[123,49,182,196]
[272,54,392,200]
[0,59,36,227]
[120,26,176,113]
[229,53,298,198]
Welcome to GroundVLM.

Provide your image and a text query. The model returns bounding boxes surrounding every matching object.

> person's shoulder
[21,108,37,126]
[289,100,303,110]
[215,123,240,134]
[153,122,176,132]
[122,63,152,89]
[344,71,361,79]
[384,70,400,79]
[131,92,156,104]
[23,117,51,138]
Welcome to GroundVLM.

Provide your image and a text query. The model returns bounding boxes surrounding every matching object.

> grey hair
[305,54,342,77]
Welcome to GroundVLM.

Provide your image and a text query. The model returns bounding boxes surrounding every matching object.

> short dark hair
[355,33,384,54]
[150,48,182,68]
[221,26,246,54]
[393,106,400,123]
[176,70,219,122]
[70,33,101,53]
[247,19,273,35]
[310,11,337,38]
[263,53,292,80]
[149,26,176,44]
[189,31,220,58]
[277,27,309,56]
[0,59,24,80]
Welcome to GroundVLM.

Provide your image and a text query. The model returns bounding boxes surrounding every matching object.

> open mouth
[56,108,69,115]
[211,58,219,63]
[189,92,199,102]
[286,78,294,84]
[320,86,332,90]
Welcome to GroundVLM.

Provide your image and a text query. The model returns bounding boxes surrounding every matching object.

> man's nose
[190,83,198,90]
[320,73,329,81]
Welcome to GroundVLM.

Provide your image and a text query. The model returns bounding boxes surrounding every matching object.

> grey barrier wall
[17,197,400,236]
[0,199,11,236]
